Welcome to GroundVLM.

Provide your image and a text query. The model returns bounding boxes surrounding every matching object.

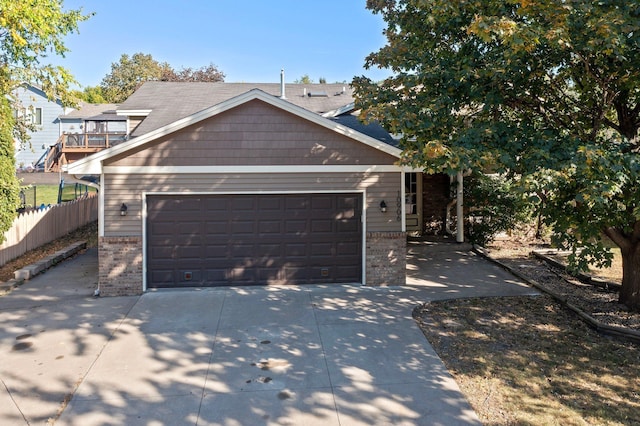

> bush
[463,174,532,246]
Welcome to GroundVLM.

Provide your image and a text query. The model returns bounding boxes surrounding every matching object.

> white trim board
[103,165,405,174]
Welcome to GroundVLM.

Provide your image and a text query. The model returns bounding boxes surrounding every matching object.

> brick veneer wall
[422,173,451,234]
[366,231,406,285]
[98,233,407,293]
[98,236,143,296]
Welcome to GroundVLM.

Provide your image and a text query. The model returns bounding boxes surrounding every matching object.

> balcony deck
[45,133,127,172]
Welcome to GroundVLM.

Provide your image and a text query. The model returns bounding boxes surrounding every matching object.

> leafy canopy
[100,53,225,103]
[0,0,90,240]
[354,0,640,307]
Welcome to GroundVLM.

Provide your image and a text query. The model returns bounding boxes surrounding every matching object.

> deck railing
[62,132,127,149]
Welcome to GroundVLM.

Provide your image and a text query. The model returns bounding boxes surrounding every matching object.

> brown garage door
[146,193,362,288]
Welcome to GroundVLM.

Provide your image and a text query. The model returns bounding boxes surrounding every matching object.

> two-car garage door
[146,193,362,288]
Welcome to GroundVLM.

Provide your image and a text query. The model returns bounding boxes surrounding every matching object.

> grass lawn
[20,184,96,207]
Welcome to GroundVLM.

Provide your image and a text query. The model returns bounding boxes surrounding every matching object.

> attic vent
[307,91,328,97]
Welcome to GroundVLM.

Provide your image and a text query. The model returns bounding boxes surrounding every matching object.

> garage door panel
[309,242,333,256]
[259,221,282,234]
[285,197,308,210]
[257,267,282,281]
[205,222,229,235]
[177,221,202,233]
[149,222,176,236]
[285,220,307,235]
[231,197,255,210]
[284,243,306,257]
[176,246,202,259]
[174,198,203,212]
[337,241,359,255]
[172,235,203,246]
[147,193,362,288]
[230,243,254,256]
[231,221,255,234]
[149,269,176,286]
[205,244,229,258]
[258,197,282,210]
[336,266,361,279]
[311,219,333,233]
[227,267,257,283]
[337,221,359,233]
[204,197,228,210]
[149,247,174,260]
[256,243,280,255]
[311,196,333,209]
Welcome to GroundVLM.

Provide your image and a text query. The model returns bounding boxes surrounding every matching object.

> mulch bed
[482,242,639,335]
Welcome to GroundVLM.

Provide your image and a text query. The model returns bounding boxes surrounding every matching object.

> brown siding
[103,172,402,237]
[128,116,145,135]
[106,100,397,167]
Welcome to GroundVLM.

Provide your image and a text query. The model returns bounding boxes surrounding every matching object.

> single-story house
[67,80,455,296]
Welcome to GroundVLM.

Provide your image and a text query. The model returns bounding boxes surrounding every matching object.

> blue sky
[55,1,391,88]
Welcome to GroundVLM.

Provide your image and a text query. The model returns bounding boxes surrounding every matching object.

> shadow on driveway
[0,240,536,425]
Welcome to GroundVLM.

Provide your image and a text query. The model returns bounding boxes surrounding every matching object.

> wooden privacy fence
[0,195,98,267]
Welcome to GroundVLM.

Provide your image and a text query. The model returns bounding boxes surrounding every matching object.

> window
[405,173,418,214]
[33,108,42,125]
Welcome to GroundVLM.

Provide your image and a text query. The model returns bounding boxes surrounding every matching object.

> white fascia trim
[321,102,356,118]
[141,193,148,292]
[103,165,404,174]
[64,161,100,175]
[67,89,402,175]
[116,109,152,116]
[402,166,426,173]
[143,189,367,196]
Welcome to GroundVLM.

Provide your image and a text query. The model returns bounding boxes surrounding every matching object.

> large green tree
[100,53,172,103]
[100,53,225,103]
[0,0,90,239]
[354,0,640,309]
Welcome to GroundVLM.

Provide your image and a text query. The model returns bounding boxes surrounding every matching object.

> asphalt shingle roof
[60,102,119,119]
[118,82,394,145]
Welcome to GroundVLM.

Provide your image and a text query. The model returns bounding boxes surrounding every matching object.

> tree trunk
[620,241,640,311]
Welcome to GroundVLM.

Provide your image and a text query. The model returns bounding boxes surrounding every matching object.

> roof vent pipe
[280,69,286,99]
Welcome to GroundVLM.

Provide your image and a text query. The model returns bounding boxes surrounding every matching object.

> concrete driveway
[0,241,537,425]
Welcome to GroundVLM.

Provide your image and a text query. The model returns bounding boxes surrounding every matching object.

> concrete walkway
[0,240,538,425]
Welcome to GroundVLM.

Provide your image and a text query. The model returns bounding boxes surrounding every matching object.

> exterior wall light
[379,200,387,213]
[120,203,128,216]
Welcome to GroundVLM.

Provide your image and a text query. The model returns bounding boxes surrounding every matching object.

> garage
[146,193,362,288]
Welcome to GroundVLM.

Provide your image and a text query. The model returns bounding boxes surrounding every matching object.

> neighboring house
[67,81,453,296]
[11,84,124,171]
[45,102,126,172]
[12,84,73,168]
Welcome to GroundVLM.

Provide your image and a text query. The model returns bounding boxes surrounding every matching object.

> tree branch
[604,226,631,253]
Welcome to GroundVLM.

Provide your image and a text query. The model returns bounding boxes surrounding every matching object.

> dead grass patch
[416,296,640,425]
[0,221,97,283]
